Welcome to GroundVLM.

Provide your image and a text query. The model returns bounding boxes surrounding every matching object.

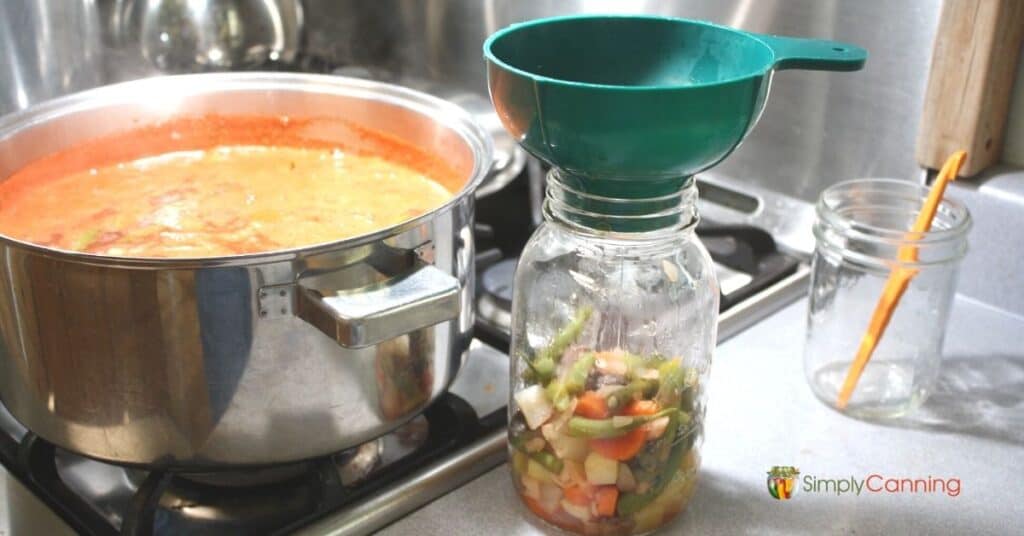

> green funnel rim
[483,14,771,92]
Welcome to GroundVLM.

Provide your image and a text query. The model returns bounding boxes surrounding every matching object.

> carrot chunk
[622,399,660,416]
[575,391,610,419]
[589,428,647,461]
[563,484,592,506]
[594,486,619,517]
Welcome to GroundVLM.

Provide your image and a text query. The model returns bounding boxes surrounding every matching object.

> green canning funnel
[483,15,867,209]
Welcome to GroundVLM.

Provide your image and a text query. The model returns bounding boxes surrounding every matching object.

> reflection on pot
[375,332,434,420]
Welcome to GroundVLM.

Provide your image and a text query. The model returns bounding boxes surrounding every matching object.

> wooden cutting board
[916,0,1024,176]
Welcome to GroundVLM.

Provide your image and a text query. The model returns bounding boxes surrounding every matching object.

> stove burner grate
[0,393,490,536]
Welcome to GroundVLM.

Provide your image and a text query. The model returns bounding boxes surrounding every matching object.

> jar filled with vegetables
[509,169,719,535]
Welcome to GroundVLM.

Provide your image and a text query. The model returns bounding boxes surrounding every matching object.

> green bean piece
[532,356,556,380]
[510,431,564,474]
[546,353,595,412]
[655,360,687,408]
[567,408,680,439]
[565,352,595,393]
[536,306,592,365]
[509,429,541,449]
[530,451,565,474]
[521,307,591,386]
[679,375,697,414]
[520,353,556,385]
[617,412,690,516]
[606,378,659,410]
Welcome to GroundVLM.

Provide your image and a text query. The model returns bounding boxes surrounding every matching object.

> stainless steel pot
[0,73,492,467]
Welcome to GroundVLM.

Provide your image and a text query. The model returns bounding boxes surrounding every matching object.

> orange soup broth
[0,116,464,258]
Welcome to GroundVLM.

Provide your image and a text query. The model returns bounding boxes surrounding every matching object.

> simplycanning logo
[767,466,800,500]
[766,467,961,500]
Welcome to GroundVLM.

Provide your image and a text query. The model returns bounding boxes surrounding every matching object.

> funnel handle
[756,34,867,72]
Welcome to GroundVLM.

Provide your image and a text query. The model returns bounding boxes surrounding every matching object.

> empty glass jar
[508,170,719,535]
[804,178,970,418]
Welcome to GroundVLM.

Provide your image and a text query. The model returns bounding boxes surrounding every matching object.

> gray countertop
[383,294,1024,535]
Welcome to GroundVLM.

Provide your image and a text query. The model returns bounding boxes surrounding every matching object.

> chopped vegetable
[636,367,661,381]
[622,399,660,417]
[645,416,671,440]
[523,496,583,533]
[574,391,610,419]
[583,451,619,485]
[616,463,637,492]
[589,427,647,461]
[630,412,682,484]
[512,432,566,477]
[594,351,628,376]
[524,436,546,453]
[513,336,702,533]
[527,307,593,385]
[539,481,564,513]
[533,452,565,475]
[522,354,556,384]
[632,501,666,534]
[616,413,691,516]
[540,307,593,365]
[542,423,589,461]
[594,486,619,517]
[521,307,591,385]
[527,457,561,482]
[655,360,686,407]
[563,484,592,506]
[515,385,554,429]
[547,352,596,411]
[652,471,695,513]
[561,499,593,522]
[622,352,667,375]
[606,379,659,411]
[511,450,528,477]
[559,459,588,486]
[567,408,677,439]
[521,474,541,500]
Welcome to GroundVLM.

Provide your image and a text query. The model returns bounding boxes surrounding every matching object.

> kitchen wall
[6,0,1019,200]
[304,0,946,203]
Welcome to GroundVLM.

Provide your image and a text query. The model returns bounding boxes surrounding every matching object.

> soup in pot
[0,119,458,258]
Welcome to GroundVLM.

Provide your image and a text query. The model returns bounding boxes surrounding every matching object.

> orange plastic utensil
[835,151,967,409]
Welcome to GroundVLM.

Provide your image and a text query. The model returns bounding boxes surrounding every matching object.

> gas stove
[0,164,809,535]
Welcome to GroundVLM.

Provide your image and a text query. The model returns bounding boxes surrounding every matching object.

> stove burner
[154,470,320,535]
[175,462,314,488]
[334,438,383,486]
[0,393,488,536]
[477,258,516,334]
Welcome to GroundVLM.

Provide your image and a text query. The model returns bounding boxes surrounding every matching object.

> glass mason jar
[508,170,719,535]
[804,179,971,419]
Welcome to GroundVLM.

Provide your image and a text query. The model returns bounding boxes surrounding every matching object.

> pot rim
[0,72,493,269]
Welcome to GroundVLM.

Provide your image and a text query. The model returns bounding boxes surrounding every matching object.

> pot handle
[755,34,867,72]
[295,264,461,348]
